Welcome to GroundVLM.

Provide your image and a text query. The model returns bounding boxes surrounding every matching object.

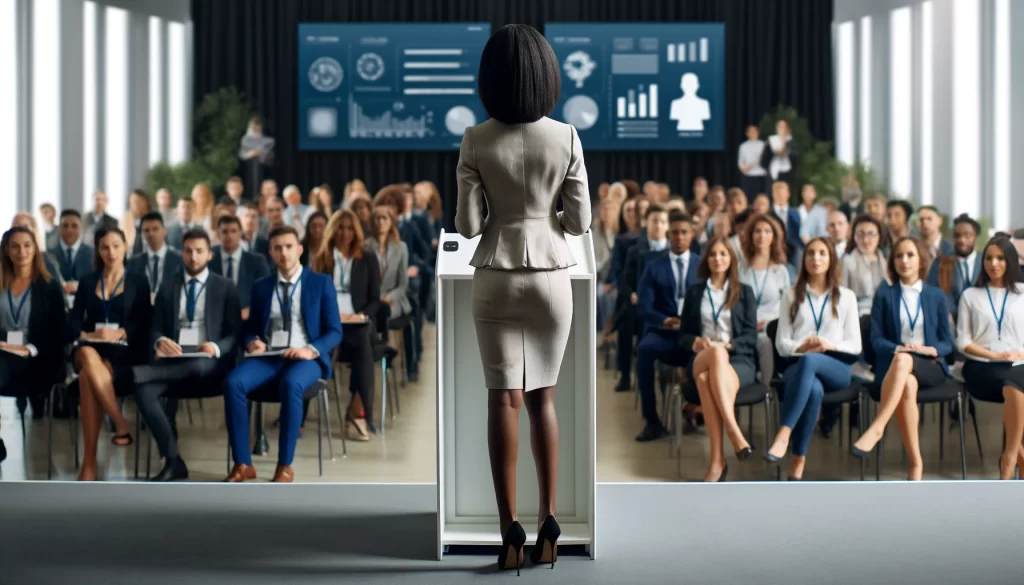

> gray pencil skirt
[471,267,573,391]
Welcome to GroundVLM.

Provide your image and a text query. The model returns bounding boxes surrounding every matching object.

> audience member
[797,184,828,243]
[762,119,799,192]
[842,215,889,314]
[886,199,914,240]
[826,209,850,256]
[155,189,175,227]
[210,214,270,318]
[928,213,980,319]
[737,124,767,199]
[126,212,183,302]
[83,191,117,244]
[739,214,791,382]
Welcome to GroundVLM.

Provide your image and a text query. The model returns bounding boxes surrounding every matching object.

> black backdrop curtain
[192,0,834,230]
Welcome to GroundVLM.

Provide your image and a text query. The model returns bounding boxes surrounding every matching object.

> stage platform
[1,480,1021,584]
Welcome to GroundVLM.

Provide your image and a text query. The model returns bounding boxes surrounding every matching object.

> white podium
[435,230,597,560]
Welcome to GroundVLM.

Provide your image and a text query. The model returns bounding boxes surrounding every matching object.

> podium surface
[435,230,596,559]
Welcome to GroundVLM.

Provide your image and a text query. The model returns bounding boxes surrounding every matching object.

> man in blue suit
[927,213,980,320]
[634,212,700,442]
[126,212,184,300]
[770,181,803,266]
[49,209,94,302]
[223,226,343,483]
[210,214,270,320]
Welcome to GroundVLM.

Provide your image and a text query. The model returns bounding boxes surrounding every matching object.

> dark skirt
[962,360,1024,403]
[908,355,948,389]
[688,353,757,388]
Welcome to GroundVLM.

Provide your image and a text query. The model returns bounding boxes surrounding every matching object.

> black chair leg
[133,414,141,479]
[970,410,984,462]
[876,431,884,481]
[956,393,967,480]
[762,398,772,480]
[939,406,945,462]
[47,385,56,480]
[317,394,324,477]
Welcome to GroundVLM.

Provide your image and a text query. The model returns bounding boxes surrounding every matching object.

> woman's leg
[524,387,558,529]
[349,326,376,429]
[74,348,104,480]
[769,354,850,460]
[788,378,824,479]
[489,389,524,536]
[705,347,748,453]
[767,357,816,458]
[694,371,725,481]
[1000,386,1024,480]
[853,353,915,453]
[893,374,922,480]
[87,358,130,440]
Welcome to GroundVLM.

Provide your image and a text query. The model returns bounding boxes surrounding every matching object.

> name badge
[179,328,200,348]
[96,322,119,331]
[337,293,354,316]
[991,339,1012,354]
[150,292,157,305]
[6,332,24,345]
[270,330,290,349]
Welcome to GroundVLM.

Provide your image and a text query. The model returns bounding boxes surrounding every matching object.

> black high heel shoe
[763,451,783,463]
[716,465,729,482]
[849,444,871,459]
[530,515,561,568]
[735,446,753,461]
[498,521,527,575]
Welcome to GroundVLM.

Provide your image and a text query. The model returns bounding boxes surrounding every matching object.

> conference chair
[860,318,968,480]
[2,378,65,480]
[228,380,334,478]
[765,319,867,480]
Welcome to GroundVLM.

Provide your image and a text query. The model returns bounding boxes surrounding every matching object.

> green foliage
[146,87,253,201]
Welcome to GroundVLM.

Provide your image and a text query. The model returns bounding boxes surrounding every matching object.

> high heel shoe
[498,521,526,575]
[735,446,753,461]
[763,451,783,463]
[716,465,729,482]
[849,444,871,459]
[530,515,561,568]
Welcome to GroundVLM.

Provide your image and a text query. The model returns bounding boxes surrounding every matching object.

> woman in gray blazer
[455,24,591,573]
[366,204,411,319]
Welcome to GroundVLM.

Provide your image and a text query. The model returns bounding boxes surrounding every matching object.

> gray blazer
[841,249,890,313]
[366,239,411,318]
[455,117,592,270]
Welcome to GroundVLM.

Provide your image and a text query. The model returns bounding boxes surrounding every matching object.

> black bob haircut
[477,24,560,125]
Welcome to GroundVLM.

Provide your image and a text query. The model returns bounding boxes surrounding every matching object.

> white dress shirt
[220,246,244,287]
[270,267,312,350]
[669,250,691,315]
[898,280,925,345]
[834,240,848,257]
[956,252,978,287]
[648,238,667,252]
[739,261,791,323]
[146,245,170,291]
[956,286,1024,360]
[768,134,793,179]
[700,281,732,343]
[774,204,790,222]
[775,285,862,357]
[155,269,221,357]
[333,249,355,315]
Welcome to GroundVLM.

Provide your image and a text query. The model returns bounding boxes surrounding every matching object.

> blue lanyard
[809,293,830,334]
[706,286,725,328]
[185,280,208,326]
[900,289,922,333]
[749,268,769,307]
[99,273,126,323]
[275,271,303,317]
[986,285,1009,339]
[7,287,29,328]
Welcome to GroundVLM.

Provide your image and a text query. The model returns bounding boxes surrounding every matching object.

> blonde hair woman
[342,179,369,209]
[190,184,215,235]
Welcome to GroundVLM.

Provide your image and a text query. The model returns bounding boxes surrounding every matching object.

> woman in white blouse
[679,236,759,481]
[842,215,889,314]
[850,237,954,480]
[760,119,800,193]
[956,236,1024,479]
[766,238,862,479]
[739,214,791,382]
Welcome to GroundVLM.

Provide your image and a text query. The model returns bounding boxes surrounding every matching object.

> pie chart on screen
[445,106,476,135]
[563,95,599,130]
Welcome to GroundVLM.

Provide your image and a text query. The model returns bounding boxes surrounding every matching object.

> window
[0,0,17,227]
[889,7,912,198]
[32,0,62,214]
[104,6,128,218]
[953,0,980,218]
[920,2,933,206]
[168,21,188,164]
[859,17,872,163]
[149,17,163,165]
[836,22,855,165]
[83,1,97,203]
[993,0,1010,228]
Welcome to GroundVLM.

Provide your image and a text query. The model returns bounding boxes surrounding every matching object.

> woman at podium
[455,24,591,574]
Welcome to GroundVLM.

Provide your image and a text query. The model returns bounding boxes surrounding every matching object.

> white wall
[833,0,1022,230]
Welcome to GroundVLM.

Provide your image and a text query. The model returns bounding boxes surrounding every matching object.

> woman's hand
[757,321,765,332]
[0,343,30,357]
[692,338,710,353]
[382,295,392,305]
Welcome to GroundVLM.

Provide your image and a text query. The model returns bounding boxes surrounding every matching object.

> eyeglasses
[854,230,879,239]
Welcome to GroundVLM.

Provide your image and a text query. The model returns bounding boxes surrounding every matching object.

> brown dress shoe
[272,464,294,483]
[224,464,257,482]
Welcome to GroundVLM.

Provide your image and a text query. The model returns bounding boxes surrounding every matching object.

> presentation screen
[545,23,726,151]
[297,23,491,151]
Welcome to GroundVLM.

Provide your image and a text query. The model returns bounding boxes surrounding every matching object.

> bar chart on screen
[615,83,659,139]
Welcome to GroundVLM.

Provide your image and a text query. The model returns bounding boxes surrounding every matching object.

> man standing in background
[737,124,767,199]
[83,190,116,244]
[39,203,59,250]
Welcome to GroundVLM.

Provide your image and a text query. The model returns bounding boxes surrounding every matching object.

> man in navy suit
[49,209,94,302]
[634,212,700,442]
[614,205,670,392]
[210,214,270,320]
[222,226,343,483]
[239,202,270,258]
[126,212,184,300]
[927,213,981,320]
[770,181,803,266]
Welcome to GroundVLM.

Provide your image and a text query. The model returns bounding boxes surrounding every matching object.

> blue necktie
[150,255,160,290]
[186,278,198,324]
[226,256,235,282]
[675,258,685,301]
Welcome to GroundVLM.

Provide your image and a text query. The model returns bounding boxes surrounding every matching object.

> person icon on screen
[669,73,711,132]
